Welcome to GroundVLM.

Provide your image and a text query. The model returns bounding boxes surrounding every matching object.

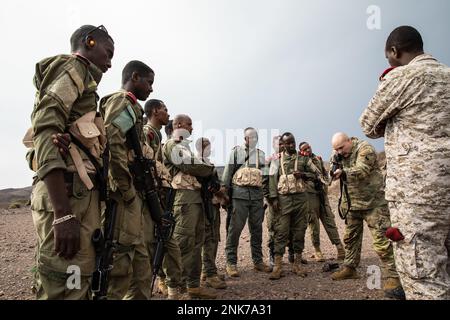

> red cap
[385,227,404,242]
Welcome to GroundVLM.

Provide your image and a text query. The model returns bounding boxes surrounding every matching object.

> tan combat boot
[292,254,307,277]
[226,264,239,277]
[205,275,227,289]
[269,256,283,280]
[336,243,345,260]
[158,277,168,296]
[187,286,217,299]
[167,287,180,300]
[383,278,406,300]
[313,246,325,262]
[254,262,272,273]
[331,266,360,280]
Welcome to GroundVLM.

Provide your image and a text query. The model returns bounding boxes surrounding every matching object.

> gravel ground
[0,187,388,300]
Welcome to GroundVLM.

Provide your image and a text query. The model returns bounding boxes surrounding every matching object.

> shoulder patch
[47,72,79,110]
[112,105,137,134]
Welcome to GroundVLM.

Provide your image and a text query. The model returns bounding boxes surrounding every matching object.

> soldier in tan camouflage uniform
[99,61,155,299]
[360,26,450,300]
[163,114,217,299]
[298,142,344,261]
[26,25,114,299]
[329,133,404,299]
[143,99,183,299]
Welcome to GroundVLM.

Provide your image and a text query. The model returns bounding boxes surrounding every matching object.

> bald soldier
[329,133,404,299]
[27,25,114,299]
[360,26,450,300]
[163,114,217,299]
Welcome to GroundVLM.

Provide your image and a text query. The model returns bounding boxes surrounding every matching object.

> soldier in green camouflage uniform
[99,61,155,299]
[360,26,450,300]
[298,142,344,261]
[163,114,217,299]
[223,127,271,277]
[267,133,315,279]
[143,99,183,299]
[195,138,228,290]
[28,25,114,299]
[330,133,404,299]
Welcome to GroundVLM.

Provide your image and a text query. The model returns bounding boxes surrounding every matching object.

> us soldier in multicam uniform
[143,99,183,299]
[26,25,114,299]
[99,61,155,299]
[267,132,315,279]
[329,133,404,299]
[223,127,272,277]
[360,26,450,300]
[163,114,217,299]
[298,142,345,261]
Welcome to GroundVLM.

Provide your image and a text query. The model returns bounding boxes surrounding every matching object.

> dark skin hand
[52,133,71,159]
[43,169,80,260]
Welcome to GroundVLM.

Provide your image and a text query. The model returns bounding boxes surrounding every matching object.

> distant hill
[0,187,32,208]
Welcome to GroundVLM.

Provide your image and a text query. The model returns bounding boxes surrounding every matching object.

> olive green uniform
[100,90,153,299]
[338,137,398,279]
[163,139,214,288]
[268,152,314,256]
[305,154,341,247]
[30,54,104,299]
[143,123,183,290]
[222,146,269,266]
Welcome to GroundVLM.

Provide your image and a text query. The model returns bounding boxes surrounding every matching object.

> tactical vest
[232,149,263,187]
[277,153,305,195]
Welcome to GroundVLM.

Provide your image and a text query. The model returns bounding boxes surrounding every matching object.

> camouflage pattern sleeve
[102,95,136,202]
[31,59,86,180]
[345,144,376,184]
[359,68,416,139]
[164,139,213,178]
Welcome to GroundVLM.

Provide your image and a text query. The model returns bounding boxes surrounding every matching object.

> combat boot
[313,246,325,262]
[331,266,360,280]
[383,277,406,300]
[254,262,271,273]
[336,243,345,260]
[158,277,168,296]
[292,254,307,277]
[269,256,283,280]
[226,264,239,277]
[205,275,227,289]
[187,286,217,299]
[167,287,180,300]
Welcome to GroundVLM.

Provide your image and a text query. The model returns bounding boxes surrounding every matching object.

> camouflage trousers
[173,203,205,288]
[273,193,309,256]
[202,205,221,277]
[389,201,450,300]
[343,205,398,279]
[226,198,265,265]
[107,192,152,300]
[31,178,100,300]
[265,202,278,255]
[307,193,341,247]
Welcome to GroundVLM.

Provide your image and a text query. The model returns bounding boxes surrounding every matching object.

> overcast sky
[0,0,449,189]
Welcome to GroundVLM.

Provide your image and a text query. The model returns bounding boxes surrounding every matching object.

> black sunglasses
[85,25,114,43]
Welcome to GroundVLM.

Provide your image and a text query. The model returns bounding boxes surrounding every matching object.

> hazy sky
[0,0,449,189]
